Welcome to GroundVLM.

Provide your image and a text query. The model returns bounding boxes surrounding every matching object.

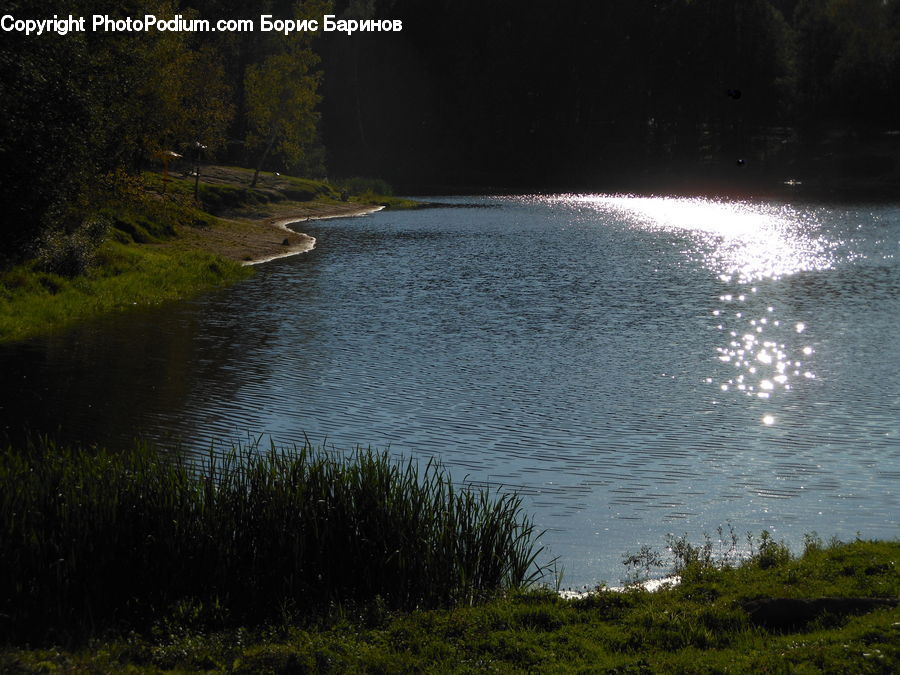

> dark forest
[320,0,900,192]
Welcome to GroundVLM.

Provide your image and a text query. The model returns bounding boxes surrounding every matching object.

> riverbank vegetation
[0,243,249,344]
[0,438,545,644]
[6,1,898,284]
[0,436,895,672]
[3,0,895,338]
[0,0,335,268]
[0,165,414,343]
[0,169,242,341]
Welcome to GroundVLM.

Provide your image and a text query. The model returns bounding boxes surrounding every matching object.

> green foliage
[0,1,97,262]
[339,176,395,197]
[276,174,342,201]
[35,214,111,278]
[244,3,331,185]
[0,159,388,342]
[333,177,424,209]
[364,194,422,209]
[794,0,900,126]
[0,439,547,642]
[244,50,321,166]
[0,241,249,342]
[198,183,279,215]
[0,0,238,263]
[86,1,235,166]
[753,530,794,569]
[149,165,342,208]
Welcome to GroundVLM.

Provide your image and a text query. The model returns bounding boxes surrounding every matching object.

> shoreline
[558,575,682,599]
[244,204,385,266]
[168,201,385,266]
[0,197,386,342]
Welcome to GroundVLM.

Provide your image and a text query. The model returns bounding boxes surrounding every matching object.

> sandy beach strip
[246,204,385,265]
[558,576,682,599]
[169,202,384,265]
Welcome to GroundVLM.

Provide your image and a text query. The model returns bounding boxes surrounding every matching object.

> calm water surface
[2,195,898,585]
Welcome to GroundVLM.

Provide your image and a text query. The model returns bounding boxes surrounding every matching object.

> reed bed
[0,439,545,640]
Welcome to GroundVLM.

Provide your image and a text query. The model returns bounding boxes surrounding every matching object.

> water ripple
[1,196,897,586]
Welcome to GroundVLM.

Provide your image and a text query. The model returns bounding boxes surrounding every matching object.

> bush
[338,176,394,197]
[35,215,111,277]
[753,530,792,570]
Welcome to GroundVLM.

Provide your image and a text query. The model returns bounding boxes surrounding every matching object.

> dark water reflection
[2,196,897,585]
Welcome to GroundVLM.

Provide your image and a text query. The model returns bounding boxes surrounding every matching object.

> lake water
[2,195,898,586]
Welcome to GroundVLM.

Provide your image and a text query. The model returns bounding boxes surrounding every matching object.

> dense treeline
[321,0,900,192]
[2,0,898,264]
[0,0,330,266]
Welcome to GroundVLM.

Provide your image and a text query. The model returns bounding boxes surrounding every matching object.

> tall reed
[0,438,545,640]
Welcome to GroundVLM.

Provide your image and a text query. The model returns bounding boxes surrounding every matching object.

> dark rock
[741,597,899,631]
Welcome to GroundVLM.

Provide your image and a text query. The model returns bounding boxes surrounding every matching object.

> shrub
[338,177,394,197]
[753,530,792,570]
[35,214,111,277]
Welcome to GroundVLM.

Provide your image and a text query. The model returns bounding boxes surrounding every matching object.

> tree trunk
[251,130,279,188]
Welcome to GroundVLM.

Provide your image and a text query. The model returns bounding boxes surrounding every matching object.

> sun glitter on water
[551,194,835,283]
[545,194,828,425]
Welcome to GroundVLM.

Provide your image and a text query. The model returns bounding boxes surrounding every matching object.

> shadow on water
[0,250,328,451]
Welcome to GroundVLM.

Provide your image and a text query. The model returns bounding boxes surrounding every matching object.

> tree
[86,3,234,168]
[0,2,97,262]
[0,0,238,264]
[794,0,900,128]
[245,51,322,187]
[244,1,330,187]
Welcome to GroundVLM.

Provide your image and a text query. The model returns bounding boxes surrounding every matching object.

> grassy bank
[2,532,896,672]
[0,167,416,343]
[1,440,897,672]
[0,243,250,343]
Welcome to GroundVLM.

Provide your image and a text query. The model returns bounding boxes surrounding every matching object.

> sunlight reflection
[547,194,829,425]
[555,194,834,283]
[713,292,815,416]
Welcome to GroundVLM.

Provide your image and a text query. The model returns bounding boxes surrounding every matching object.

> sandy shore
[172,202,384,265]
[558,576,681,599]
[242,204,385,266]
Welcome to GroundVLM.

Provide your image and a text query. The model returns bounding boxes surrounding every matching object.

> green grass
[0,178,253,343]
[146,166,344,207]
[353,192,423,210]
[198,182,281,214]
[0,438,895,673]
[1,533,896,672]
[0,439,546,644]
[0,241,250,342]
[336,175,423,210]
[337,176,395,197]
[100,194,220,243]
